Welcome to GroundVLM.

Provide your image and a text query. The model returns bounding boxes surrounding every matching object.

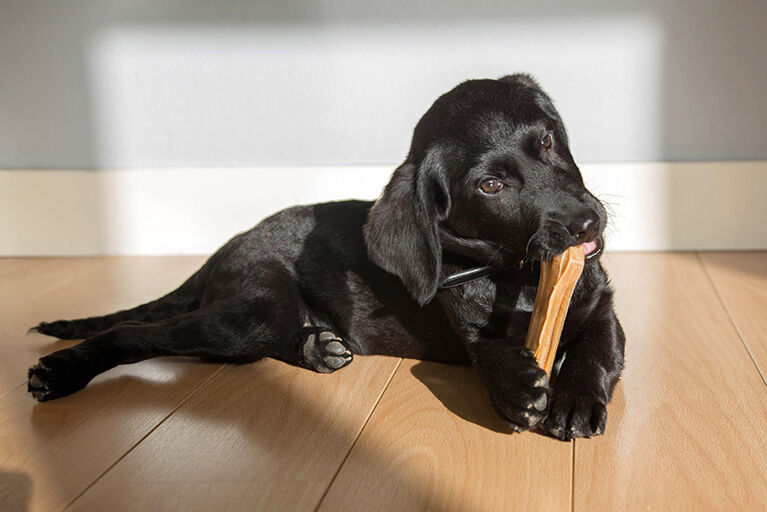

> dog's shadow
[409,360,511,434]
[28,357,512,444]
[25,359,495,512]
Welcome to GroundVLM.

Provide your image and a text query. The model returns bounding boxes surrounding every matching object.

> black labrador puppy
[28,74,625,440]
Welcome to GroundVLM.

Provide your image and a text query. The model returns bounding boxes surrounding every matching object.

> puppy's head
[365,73,607,305]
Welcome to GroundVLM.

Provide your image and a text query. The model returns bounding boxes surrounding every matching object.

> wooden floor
[1,253,766,512]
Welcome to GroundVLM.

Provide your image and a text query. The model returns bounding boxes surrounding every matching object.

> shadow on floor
[27,359,471,511]
[0,471,31,512]
[409,360,511,434]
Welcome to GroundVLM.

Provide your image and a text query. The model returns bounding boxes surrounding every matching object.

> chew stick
[524,246,586,375]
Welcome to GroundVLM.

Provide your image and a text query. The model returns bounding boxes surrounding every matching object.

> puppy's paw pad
[541,392,607,440]
[324,341,347,355]
[531,392,548,411]
[301,329,353,373]
[323,355,348,369]
[28,362,56,401]
[27,354,89,402]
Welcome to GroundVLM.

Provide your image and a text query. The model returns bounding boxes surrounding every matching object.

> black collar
[439,266,494,289]
[438,257,527,289]
[436,227,525,289]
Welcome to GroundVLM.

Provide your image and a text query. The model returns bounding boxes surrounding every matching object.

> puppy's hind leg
[27,295,290,401]
[27,280,354,401]
[31,259,213,340]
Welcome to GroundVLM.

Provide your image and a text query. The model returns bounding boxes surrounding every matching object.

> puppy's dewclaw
[524,245,585,375]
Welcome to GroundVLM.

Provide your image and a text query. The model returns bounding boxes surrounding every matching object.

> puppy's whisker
[598,193,628,201]
[603,205,617,219]
[524,232,541,263]
[484,242,505,267]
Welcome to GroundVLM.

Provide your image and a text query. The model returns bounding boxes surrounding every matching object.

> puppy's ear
[364,148,451,305]
[500,73,569,145]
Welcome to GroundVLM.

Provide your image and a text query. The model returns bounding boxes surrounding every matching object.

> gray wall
[1,0,766,168]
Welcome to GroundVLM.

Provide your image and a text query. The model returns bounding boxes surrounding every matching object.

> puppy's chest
[439,279,537,338]
[512,287,536,313]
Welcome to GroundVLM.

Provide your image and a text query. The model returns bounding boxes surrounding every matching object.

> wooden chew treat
[524,245,586,375]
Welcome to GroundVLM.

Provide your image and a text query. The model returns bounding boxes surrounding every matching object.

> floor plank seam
[312,357,404,512]
[570,440,575,512]
[0,381,27,402]
[60,364,227,511]
[697,253,767,389]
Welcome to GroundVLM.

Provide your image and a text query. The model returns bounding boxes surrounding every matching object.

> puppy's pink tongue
[581,240,598,256]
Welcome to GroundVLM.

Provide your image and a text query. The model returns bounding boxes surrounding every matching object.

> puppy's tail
[30,259,214,340]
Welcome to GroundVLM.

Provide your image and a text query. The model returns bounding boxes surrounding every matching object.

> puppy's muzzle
[567,213,602,259]
[526,209,603,262]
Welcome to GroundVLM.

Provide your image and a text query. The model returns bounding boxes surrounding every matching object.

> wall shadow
[4,1,766,259]
[660,2,767,251]
[3,0,766,169]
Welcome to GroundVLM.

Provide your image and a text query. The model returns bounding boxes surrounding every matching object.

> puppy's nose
[568,214,600,242]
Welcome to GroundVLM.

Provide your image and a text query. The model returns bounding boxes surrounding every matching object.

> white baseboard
[1,162,766,256]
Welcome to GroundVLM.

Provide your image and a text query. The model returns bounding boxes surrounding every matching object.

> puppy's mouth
[580,237,603,260]
[525,224,604,263]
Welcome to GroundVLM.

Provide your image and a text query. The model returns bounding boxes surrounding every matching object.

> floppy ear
[364,148,451,305]
[499,73,569,145]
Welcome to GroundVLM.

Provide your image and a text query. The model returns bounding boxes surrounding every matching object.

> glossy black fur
[28,74,625,440]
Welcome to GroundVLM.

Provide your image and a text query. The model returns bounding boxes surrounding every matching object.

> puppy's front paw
[482,348,550,432]
[540,389,607,440]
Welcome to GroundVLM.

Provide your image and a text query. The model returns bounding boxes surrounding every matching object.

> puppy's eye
[541,133,553,150]
[479,178,504,194]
